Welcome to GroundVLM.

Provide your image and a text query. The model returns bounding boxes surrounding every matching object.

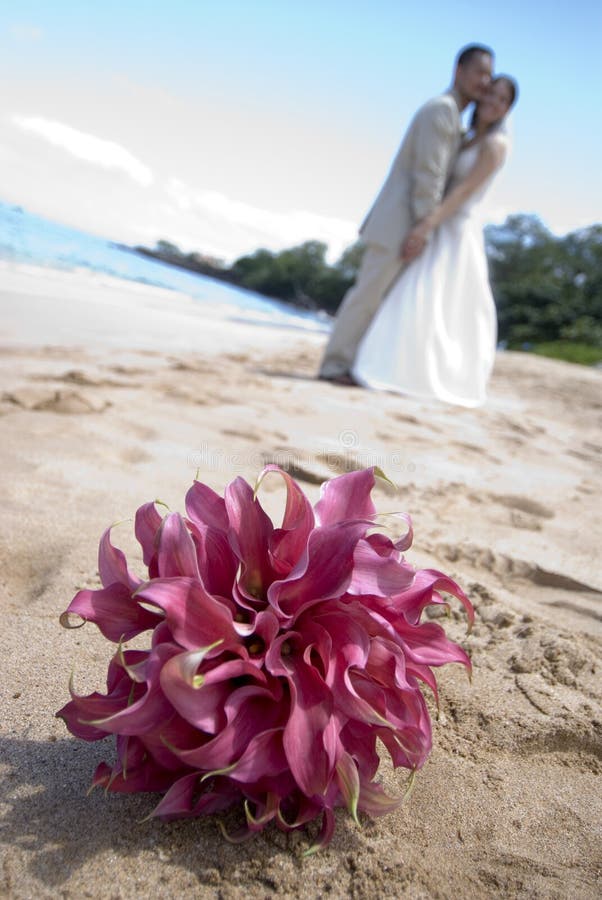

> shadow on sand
[0,735,361,890]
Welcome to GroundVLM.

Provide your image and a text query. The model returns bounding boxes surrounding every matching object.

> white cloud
[165,178,357,260]
[9,23,43,42]
[12,116,153,187]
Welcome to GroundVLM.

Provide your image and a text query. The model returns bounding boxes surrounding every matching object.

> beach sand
[1,264,601,898]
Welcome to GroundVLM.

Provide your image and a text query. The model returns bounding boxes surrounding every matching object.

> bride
[353,76,519,407]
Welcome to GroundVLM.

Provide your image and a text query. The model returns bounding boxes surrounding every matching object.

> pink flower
[57,466,473,852]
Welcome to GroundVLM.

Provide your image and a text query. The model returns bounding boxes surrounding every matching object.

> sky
[1,1,601,263]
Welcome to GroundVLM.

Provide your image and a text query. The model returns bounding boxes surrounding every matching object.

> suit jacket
[359,91,462,251]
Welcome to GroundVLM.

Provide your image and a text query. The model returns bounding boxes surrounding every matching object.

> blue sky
[1,1,600,261]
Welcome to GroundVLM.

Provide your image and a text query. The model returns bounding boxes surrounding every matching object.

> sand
[1,263,601,899]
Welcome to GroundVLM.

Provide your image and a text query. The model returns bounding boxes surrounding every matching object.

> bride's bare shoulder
[480,132,509,165]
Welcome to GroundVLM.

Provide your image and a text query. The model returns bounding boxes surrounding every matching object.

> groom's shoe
[318,372,361,387]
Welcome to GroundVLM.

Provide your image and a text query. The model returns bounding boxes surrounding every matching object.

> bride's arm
[402,135,507,260]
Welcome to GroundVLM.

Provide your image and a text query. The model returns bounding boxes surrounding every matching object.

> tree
[486,216,602,349]
[231,241,349,312]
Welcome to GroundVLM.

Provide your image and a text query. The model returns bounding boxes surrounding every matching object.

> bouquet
[58,465,472,852]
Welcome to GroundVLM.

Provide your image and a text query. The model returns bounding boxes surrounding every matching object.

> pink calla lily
[58,466,473,850]
[98,526,142,591]
[134,501,163,569]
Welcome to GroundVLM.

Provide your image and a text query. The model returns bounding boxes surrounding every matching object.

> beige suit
[319,90,462,379]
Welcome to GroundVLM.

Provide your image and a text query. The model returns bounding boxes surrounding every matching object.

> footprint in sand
[107,364,153,376]
[582,440,602,455]
[495,416,546,439]
[513,715,602,766]
[60,370,120,388]
[391,412,420,426]
[160,385,238,406]
[566,443,602,463]
[168,358,214,374]
[575,480,598,496]
[119,446,152,465]
[451,441,503,465]
[261,453,324,485]
[546,598,602,624]
[317,451,364,475]
[453,440,485,454]
[3,387,109,414]
[29,369,132,389]
[508,510,543,532]
[489,493,555,520]
[376,430,429,447]
[118,421,158,441]
[431,541,602,596]
[221,427,261,443]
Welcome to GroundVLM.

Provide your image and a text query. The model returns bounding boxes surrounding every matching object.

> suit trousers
[319,243,406,378]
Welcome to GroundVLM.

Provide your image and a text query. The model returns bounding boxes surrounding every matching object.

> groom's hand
[401,231,426,262]
[401,220,432,262]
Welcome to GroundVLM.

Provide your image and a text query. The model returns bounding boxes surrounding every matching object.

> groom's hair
[456,44,494,67]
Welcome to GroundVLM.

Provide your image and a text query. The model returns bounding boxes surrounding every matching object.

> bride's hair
[469,75,519,134]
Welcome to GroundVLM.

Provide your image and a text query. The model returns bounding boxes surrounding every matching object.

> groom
[319,44,494,385]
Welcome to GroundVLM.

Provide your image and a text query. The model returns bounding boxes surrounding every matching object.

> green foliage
[528,342,602,366]
[486,215,602,352]
[156,239,181,257]
[137,241,229,282]
[230,240,364,314]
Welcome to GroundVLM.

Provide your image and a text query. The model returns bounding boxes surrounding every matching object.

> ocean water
[0,201,329,334]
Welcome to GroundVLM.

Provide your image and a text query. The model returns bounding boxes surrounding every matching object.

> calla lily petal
[134,501,162,567]
[314,467,377,527]
[135,577,241,653]
[225,477,274,599]
[258,464,315,575]
[185,480,229,531]
[98,526,141,591]
[60,583,160,642]
[156,513,201,579]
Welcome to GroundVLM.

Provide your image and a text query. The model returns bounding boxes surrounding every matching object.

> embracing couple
[319,44,518,408]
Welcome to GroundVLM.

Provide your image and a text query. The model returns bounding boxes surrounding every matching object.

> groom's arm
[402,134,507,262]
[410,100,458,223]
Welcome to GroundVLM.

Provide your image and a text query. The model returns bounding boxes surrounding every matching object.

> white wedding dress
[353,143,499,407]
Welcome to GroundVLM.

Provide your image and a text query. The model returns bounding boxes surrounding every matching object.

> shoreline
[0,261,327,355]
